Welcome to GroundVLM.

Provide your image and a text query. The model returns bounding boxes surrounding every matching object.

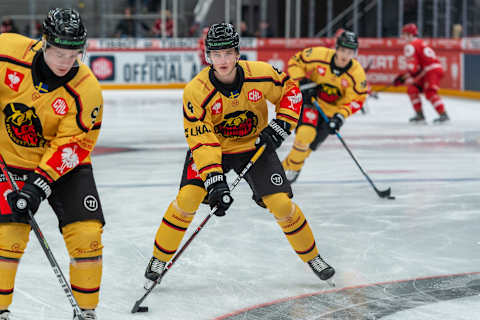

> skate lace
[150,258,166,274]
[0,310,10,320]
[81,309,97,320]
[309,256,329,272]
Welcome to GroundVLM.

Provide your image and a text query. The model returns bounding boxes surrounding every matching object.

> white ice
[8,90,480,319]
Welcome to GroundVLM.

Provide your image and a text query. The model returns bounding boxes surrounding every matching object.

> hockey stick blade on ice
[312,99,395,200]
[131,145,267,313]
[0,154,85,320]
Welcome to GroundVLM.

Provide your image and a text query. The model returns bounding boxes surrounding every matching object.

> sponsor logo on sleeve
[47,143,89,175]
[4,69,25,92]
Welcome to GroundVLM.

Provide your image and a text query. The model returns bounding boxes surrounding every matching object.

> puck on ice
[138,306,149,312]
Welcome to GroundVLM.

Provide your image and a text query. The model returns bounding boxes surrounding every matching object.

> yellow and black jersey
[183,60,302,180]
[0,33,103,182]
[288,46,367,118]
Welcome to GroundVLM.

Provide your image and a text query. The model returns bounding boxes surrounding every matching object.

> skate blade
[325,278,336,288]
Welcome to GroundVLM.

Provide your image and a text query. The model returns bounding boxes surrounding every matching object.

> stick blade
[377,187,393,199]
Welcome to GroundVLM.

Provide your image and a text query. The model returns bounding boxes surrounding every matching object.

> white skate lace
[0,310,10,320]
[309,256,329,272]
[150,257,166,274]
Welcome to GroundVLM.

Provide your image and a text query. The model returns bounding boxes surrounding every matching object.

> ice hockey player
[393,23,449,123]
[282,31,368,183]
[0,8,104,320]
[143,23,335,290]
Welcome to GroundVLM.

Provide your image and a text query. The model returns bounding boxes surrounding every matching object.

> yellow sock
[283,125,316,172]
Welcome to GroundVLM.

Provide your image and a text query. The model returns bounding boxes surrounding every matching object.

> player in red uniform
[394,23,449,123]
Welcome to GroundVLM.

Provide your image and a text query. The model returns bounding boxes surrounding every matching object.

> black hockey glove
[299,79,318,106]
[204,172,233,216]
[7,173,51,216]
[256,119,291,150]
[328,113,345,134]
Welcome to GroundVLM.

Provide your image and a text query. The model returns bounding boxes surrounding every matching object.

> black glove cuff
[26,173,52,200]
[204,172,226,192]
[269,119,291,140]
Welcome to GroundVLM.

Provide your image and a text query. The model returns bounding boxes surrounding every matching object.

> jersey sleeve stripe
[198,163,222,174]
[35,167,54,183]
[277,113,298,122]
[244,75,289,86]
[345,72,368,95]
[64,84,89,133]
[0,55,32,68]
[299,55,330,66]
[341,105,352,116]
[92,122,102,130]
[190,142,221,152]
[200,89,218,110]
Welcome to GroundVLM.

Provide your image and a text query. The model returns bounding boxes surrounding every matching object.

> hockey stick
[131,144,267,313]
[311,99,395,200]
[0,155,85,320]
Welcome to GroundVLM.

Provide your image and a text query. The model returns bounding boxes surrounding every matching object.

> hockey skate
[433,112,449,124]
[144,256,166,289]
[74,309,97,320]
[285,169,301,183]
[0,310,10,320]
[308,255,335,287]
[409,111,426,124]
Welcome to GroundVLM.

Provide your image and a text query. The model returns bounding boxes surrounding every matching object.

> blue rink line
[97,177,480,189]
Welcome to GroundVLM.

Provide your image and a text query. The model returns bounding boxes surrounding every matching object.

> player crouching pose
[144,23,335,291]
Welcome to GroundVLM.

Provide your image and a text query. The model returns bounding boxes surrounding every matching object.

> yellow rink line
[100,83,480,100]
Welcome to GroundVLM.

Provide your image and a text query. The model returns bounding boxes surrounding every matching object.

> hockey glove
[393,74,406,86]
[7,173,51,216]
[204,172,233,216]
[256,119,291,150]
[299,79,318,106]
[328,113,345,134]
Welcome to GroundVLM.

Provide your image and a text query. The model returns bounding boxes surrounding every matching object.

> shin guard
[407,85,422,112]
[62,220,103,310]
[0,223,30,310]
[263,194,319,262]
[282,125,315,172]
[153,185,205,262]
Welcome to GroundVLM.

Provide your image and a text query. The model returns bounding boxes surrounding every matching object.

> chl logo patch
[248,89,262,103]
[83,195,98,212]
[270,173,283,186]
[52,98,69,116]
[4,68,25,92]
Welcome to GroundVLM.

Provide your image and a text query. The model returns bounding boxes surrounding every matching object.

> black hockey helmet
[336,31,358,51]
[43,8,87,50]
[205,23,240,52]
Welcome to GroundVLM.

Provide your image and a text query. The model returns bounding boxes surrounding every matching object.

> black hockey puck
[387,196,396,200]
[137,306,149,312]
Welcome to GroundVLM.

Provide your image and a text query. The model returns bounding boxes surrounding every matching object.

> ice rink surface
[8,90,480,319]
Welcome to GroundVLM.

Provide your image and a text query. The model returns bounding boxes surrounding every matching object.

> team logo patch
[52,98,69,116]
[47,143,89,175]
[211,98,223,115]
[83,195,98,212]
[318,83,342,103]
[341,78,349,88]
[270,173,283,186]
[3,103,46,147]
[280,86,302,114]
[4,68,24,92]
[215,110,258,138]
[186,155,201,180]
[248,89,262,103]
[317,66,326,76]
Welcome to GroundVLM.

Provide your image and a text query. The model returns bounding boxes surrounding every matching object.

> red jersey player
[394,23,449,123]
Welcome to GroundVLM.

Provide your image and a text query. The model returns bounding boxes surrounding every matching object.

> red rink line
[92,146,133,155]
[213,271,480,320]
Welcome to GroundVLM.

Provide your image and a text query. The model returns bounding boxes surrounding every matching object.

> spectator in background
[23,20,43,38]
[113,6,150,38]
[239,21,254,37]
[151,9,174,37]
[255,21,274,38]
[1,18,19,34]
[452,24,463,38]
